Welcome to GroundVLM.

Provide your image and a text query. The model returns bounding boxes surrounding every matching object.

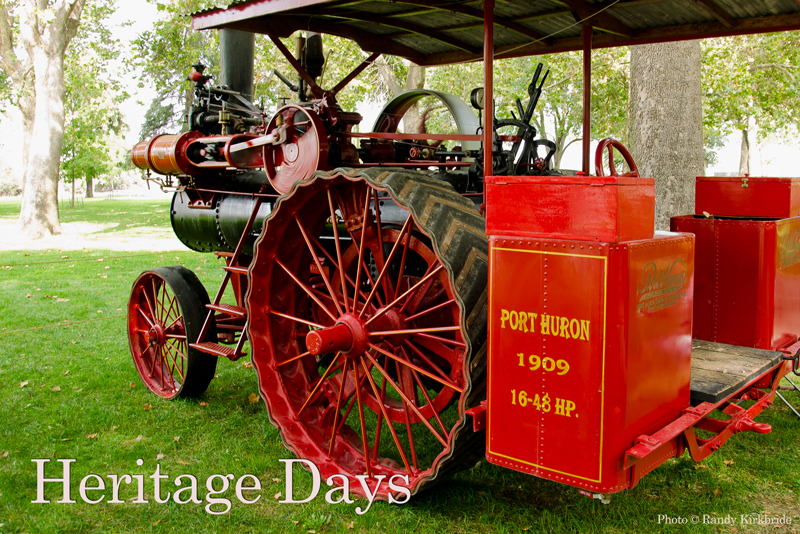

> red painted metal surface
[485,232,694,493]
[671,215,800,351]
[625,359,790,488]
[695,176,800,218]
[131,132,204,176]
[485,175,655,242]
[263,104,329,194]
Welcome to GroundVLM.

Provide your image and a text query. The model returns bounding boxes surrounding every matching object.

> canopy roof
[192,0,800,65]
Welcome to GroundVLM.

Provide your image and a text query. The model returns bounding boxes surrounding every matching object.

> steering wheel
[595,138,639,177]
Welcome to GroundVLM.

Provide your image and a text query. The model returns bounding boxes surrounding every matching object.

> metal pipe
[582,25,592,175]
[219,28,255,98]
[483,0,495,187]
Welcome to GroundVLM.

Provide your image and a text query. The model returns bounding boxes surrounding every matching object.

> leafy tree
[702,32,800,174]
[0,0,92,237]
[61,0,125,199]
[131,0,219,139]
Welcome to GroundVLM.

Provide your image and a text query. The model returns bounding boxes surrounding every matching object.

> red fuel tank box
[485,175,655,242]
[486,175,694,494]
[695,176,800,218]
[671,215,800,351]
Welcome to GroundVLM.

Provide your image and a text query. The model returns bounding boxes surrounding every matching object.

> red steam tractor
[128,0,800,503]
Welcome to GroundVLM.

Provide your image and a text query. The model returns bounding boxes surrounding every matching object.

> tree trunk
[628,41,705,230]
[17,46,69,237]
[738,126,750,175]
[85,176,94,198]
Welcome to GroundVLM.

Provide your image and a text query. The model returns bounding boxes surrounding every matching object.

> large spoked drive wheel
[248,168,489,499]
[127,266,218,399]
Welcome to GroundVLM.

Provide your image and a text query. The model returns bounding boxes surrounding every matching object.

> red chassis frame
[624,355,794,489]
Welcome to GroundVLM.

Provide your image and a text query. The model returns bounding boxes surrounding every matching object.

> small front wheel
[127,266,217,399]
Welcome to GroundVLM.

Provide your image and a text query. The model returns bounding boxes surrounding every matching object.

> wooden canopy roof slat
[556,0,634,36]
[690,0,735,28]
[391,0,551,41]
[191,0,800,66]
[289,7,482,54]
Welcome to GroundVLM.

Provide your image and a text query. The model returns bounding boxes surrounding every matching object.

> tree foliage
[61,0,126,197]
[702,32,800,172]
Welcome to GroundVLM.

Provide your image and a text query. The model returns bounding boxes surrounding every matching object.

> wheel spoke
[141,285,157,326]
[327,360,350,455]
[310,288,350,317]
[328,189,349,314]
[360,215,412,318]
[352,360,373,476]
[164,314,184,332]
[365,264,444,327]
[297,352,341,416]
[155,278,167,324]
[396,359,418,471]
[136,306,155,328]
[309,233,380,315]
[361,359,413,474]
[368,326,460,337]
[394,223,414,301]
[275,258,338,322]
[277,350,312,367]
[163,341,185,382]
[371,353,390,461]
[403,347,448,438]
[412,332,466,348]
[351,188,372,314]
[162,292,179,328]
[372,189,395,300]
[268,308,325,329]
[363,351,448,447]
[296,215,343,316]
[403,339,454,383]
[400,263,440,315]
[369,343,463,393]
[405,298,456,322]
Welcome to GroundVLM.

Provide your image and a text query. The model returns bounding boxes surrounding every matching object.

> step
[223,265,249,275]
[214,251,234,258]
[190,342,246,359]
[207,303,247,317]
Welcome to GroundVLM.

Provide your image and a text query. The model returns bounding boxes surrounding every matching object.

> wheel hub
[147,324,166,346]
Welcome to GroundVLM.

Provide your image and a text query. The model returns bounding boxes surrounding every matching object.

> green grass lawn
[0,200,799,533]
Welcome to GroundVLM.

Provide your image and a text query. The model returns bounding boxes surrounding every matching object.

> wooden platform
[690,340,783,403]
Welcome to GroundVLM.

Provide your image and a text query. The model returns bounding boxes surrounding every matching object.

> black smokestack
[219,28,255,98]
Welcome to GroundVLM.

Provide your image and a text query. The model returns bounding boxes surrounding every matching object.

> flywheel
[247,167,488,499]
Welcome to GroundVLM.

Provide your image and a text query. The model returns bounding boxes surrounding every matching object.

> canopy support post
[582,25,592,175]
[483,0,495,189]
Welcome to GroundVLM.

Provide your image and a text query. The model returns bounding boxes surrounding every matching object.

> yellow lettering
[570,319,580,339]
[528,312,537,333]
[580,320,590,341]
[559,317,570,339]
[550,315,560,337]
[519,312,528,333]
[509,311,518,330]
[540,314,549,336]
[500,309,509,329]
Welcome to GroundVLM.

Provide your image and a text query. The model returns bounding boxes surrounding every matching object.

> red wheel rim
[248,174,468,498]
[128,272,189,399]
